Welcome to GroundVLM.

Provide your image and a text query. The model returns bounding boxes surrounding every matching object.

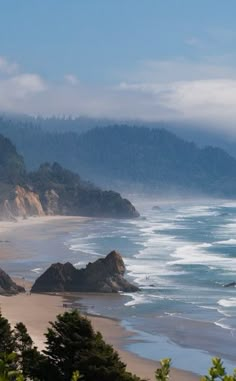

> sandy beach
[0,290,199,381]
[0,215,201,380]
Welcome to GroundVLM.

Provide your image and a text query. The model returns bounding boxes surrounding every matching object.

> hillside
[75,126,236,196]
[2,119,236,197]
[0,134,138,219]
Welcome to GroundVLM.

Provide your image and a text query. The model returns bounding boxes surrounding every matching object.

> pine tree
[0,312,15,354]
[44,310,141,381]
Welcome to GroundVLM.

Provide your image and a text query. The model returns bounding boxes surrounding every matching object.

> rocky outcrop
[0,185,45,219]
[44,189,60,215]
[0,268,25,294]
[13,186,45,217]
[31,251,139,293]
[0,200,17,221]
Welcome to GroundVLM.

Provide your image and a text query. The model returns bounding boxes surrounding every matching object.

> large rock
[0,185,45,220]
[31,251,139,293]
[0,268,25,294]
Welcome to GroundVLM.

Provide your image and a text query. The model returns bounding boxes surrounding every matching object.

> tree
[155,359,171,381]
[0,313,15,354]
[201,357,236,381]
[44,310,142,381]
[0,353,24,381]
[13,323,44,380]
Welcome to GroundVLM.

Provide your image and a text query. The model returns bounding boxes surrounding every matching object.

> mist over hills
[2,116,236,198]
[2,114,236,158]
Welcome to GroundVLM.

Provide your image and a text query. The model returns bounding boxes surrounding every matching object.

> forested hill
[2,120,236,197]
[76,126,236,196]
[0,133,139,219]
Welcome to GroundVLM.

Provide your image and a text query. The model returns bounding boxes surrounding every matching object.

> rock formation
[0,268,25,294]
[13,186,45,217]
[44,189,60,215]
[31,251,139,293]
[0,186,45,220]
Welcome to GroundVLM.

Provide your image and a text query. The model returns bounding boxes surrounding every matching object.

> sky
[1,1,236,131]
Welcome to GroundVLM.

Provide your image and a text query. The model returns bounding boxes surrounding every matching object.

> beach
[0,208,234,379]
[0,291,199,381]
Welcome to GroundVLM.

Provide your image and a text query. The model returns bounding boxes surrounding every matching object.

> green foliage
[0,313,15,354]
[155,358,171,381]
[0,353,24,381]
[13,322,43,380]
[14,323,33,353]
[2,308,236,381]
[201,357,236,381]
[44,310,142,381]
[71,371,81,381]
[0,135,25,185]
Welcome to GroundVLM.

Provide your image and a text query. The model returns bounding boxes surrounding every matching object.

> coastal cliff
[0,135,139,220]
[0,185,45,220]
[31,251,139,293]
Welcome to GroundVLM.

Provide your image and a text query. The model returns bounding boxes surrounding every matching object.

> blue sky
[0,1,236,129]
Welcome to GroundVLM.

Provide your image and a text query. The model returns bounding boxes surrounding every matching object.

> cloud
[0,73,46,112]
[121,79,236,121]
[2,55,236,135]
[118,57,236,83]
[64,74,79,86]
[0,56,18,75]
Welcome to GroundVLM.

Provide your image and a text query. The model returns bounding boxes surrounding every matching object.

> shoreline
[0,214,208,380]
[0,215,90,234]
[0,291,200,381]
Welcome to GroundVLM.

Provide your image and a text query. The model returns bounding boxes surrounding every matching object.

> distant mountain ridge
[0,134,139,219]
[2,118,236,197]
[76,126,236,196]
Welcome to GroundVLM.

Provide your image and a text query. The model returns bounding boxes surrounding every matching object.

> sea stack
[31,251,139,293]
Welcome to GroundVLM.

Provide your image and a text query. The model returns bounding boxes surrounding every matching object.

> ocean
[2,198,236,374]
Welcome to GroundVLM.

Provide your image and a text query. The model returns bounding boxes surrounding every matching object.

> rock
[31,251,139,293]
[152,205,161,210]
[224,282,236,287]
[0,200,17,221]
[0,185,45,219]
[0,268,25,294]
[13,186,45,217]
[44,189,60,215]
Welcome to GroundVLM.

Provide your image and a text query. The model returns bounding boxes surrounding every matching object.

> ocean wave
[69,243,101,256]
[214,318,233,330]
[73,261,86,267]
[124,293,153,307]
[134,234,178,259]
[215,238,236,245]
[125,257,187,286]
[30,267,42,274]
[177,205,219,218]
[168,243,236,271]
[217,298,236,308]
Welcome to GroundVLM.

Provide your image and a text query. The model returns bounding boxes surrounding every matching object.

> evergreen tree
[13,322,43,380]
[0,313,15,354]
[44,310,141,381]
